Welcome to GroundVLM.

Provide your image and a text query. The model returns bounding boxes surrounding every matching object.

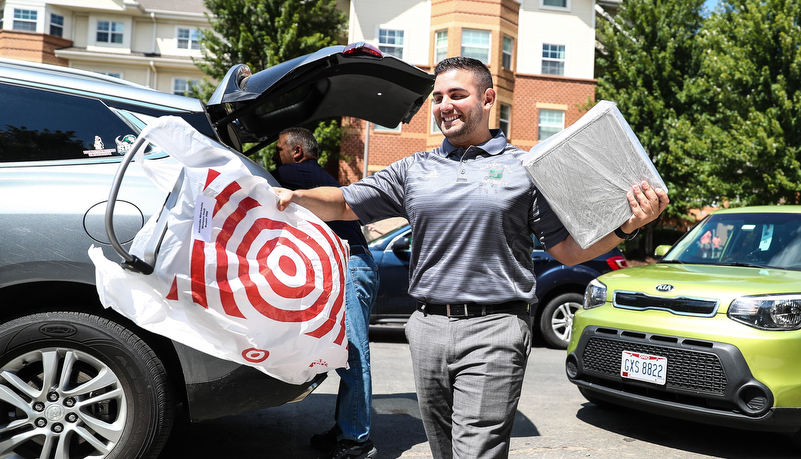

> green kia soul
[566,206,801,435]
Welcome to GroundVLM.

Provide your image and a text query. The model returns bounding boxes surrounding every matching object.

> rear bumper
[174,342,326,421]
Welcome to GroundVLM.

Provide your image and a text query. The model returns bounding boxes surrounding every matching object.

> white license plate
[620,350,667,385]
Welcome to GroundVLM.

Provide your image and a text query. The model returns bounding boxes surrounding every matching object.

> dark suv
[368,224,627,349]
[0,45,434,459]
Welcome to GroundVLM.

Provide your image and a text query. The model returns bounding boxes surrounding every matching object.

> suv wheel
[0,311,173,459]
[539,292,583,349]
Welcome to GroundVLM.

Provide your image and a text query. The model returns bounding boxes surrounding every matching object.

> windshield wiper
[658,259,684,265]
[726,261,770,269]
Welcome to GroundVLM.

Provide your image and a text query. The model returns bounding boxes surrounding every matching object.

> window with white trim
[499,104,511,137]
[502,36,514,69]
[542,43,565,76]
[538,109,564,140]
[461,29,490,64]
[178,28,201,50]
[435,30,448,63]
[97,21,124,44]
[13,9,37,32]
[99,72,122,79]
[541,0,569,8]
[0,10,4,29]
[50,14,64,37]
[378,29,404,59]
[431,115,442,134]
[174,79,200,96]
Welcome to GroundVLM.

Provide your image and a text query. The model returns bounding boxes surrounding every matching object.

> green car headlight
[584,279,607,310]
[728,294,801,330]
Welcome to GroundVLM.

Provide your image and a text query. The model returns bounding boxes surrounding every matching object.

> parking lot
[160,327,800,458]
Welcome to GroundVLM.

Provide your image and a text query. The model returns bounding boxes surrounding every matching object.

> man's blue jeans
[335,251,379,443]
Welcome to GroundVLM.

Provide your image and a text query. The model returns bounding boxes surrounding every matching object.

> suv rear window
[0,83,138,162]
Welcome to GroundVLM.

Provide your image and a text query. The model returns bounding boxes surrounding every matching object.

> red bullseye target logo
[188,171,348,350]
[242,348,270,363]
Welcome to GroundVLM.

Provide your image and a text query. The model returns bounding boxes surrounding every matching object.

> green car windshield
[663,212,801,270]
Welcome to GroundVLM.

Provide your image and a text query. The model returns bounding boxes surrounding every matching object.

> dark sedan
[368,224,627,348]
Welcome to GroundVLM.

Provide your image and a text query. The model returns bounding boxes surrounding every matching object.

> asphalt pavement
[159,326,800,458]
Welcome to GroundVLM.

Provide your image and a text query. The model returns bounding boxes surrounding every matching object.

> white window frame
[435,29,448,63]
[173,78,200,96]
[13,9,38,32]
[538,109,564,141]
[499,104,511,137]
[97,20,124,44]
[98,71,122,79]
[540,0,570,11]
[49,14,64,37]
[431,115,442,135]
[461,29,491,64]
[541,43,566,76]
[378,28,405,60]
[502,35,514,70]
[177,27,201,51]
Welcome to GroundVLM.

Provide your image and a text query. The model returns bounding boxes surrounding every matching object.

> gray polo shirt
[341,130,569,305]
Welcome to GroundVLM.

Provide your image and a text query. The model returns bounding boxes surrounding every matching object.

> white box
[521,100,667,249]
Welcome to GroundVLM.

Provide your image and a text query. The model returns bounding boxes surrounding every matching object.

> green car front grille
[582,336,728,395]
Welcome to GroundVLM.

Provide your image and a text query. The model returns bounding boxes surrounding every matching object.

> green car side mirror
[654,245,671,257]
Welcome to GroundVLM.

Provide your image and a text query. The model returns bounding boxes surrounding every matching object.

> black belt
[350,245,371,256]
[417,301,529,318]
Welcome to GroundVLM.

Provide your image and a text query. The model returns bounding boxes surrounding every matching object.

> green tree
[594,0,706,253]
[193,0,347,168]
[679,0,801,206]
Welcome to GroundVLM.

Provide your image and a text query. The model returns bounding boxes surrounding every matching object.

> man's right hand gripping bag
[89,116,349,385]
[521,101,667,249]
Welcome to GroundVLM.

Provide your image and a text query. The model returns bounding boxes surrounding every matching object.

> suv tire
[539,292,583,349]
[0,311,173,459]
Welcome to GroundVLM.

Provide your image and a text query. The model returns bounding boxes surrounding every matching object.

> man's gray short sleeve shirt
[341,130,569,304]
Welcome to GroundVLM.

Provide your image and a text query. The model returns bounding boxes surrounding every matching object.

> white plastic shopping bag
[89,116,349,384]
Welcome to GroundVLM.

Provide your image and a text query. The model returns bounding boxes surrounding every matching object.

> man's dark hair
[279,127,319,159]
[434,57,494,93]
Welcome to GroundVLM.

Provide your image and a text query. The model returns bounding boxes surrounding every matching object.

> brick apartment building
[0,0,208,95]
[339,0,605,184]
[0,0,614,184]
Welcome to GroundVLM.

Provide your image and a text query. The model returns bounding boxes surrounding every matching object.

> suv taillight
[606,256,627,270]
[343,42,384,58]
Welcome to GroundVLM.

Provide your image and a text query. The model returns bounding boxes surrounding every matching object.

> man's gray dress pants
[405,309,532,459]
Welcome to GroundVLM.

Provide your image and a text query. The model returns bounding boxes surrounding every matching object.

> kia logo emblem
[655,284,674,292]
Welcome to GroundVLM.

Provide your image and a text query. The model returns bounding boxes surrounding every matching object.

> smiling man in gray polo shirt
[276,57,669,459]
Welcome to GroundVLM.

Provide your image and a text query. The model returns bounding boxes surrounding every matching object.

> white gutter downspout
[363,122,370,179]
[150,61,158,90]
[151,12,157,53]
[149,12,158,89]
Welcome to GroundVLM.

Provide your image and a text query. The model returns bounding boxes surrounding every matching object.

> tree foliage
[595,0,707,224]
[197,0,344,79]
[193,0,347,168]
[678,0,801,206]
[596,0,801,259]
